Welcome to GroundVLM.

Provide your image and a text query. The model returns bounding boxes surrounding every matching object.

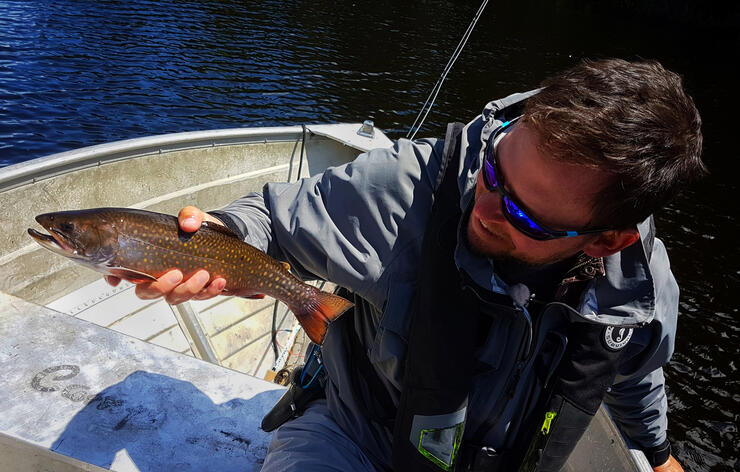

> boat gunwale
[0,125,312,192]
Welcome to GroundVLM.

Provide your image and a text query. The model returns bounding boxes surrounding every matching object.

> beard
[465,211,515,258]
[465,212,580,267]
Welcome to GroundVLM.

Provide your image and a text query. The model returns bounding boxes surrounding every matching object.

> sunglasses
[482,116,612,241]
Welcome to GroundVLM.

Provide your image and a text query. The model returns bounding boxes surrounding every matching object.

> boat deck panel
[42,274,314,379]
[146,325,193,355]
[47,279,194,358]
[106,302,179,343]
[191,296,273,337]
[221,310,299,379]
[1,139,300,304]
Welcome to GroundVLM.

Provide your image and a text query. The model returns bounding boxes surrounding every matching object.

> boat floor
[46,277,314,381]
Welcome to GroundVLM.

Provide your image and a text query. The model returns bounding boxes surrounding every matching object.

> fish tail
[291,290,353,345]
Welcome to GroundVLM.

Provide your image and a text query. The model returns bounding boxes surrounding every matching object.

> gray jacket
[215,92,677,469]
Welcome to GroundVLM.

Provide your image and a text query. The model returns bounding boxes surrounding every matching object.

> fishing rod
[269,0,491,373]
[406,0,490,140]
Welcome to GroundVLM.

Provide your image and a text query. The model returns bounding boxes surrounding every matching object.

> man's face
[467,122,611,265]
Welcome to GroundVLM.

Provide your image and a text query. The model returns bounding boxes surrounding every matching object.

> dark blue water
[1,1,737,470]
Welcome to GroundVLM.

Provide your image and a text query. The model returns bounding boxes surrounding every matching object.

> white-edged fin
[106,267,157,283]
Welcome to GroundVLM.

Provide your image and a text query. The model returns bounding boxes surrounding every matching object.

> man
[108,59,704,471]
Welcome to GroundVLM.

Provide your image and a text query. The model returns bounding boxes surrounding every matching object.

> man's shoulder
[343,137,447,197]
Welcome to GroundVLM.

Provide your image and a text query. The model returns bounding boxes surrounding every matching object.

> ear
[582,228,640,258]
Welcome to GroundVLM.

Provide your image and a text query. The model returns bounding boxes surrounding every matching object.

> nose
[475,191,507,224]
[475,172,507,223]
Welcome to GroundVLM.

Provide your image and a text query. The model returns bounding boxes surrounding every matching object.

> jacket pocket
[367,272,416,389]
[534,331,568,390]
[473,314,514,372]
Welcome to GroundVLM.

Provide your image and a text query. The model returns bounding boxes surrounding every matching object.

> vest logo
[603,326,633,351]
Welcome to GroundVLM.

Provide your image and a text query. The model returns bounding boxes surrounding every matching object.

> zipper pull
[540,411,557,435]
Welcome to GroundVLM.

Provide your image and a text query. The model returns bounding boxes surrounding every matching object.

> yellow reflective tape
[417,424,464,471]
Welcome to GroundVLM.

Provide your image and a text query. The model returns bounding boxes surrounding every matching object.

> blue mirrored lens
[483,159,498,189]
[503,196,552,239]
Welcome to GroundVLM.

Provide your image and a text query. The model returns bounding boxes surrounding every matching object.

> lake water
[1,1,737,470]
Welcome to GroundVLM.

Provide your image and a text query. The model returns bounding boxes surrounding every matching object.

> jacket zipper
[469,297,540,442]
[517,404,563,472]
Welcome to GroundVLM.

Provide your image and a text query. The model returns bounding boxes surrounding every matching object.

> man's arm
[110,138,444,306]
[216,137,444,307]
[603,237,683,471]
[605,367,683,471]
[605,367,671,459]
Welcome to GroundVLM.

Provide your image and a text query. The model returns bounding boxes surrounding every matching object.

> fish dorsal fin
[107,267,157,283]
[202,221,240,239]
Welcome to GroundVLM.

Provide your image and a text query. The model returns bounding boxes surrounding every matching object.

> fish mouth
[27,227,77,255]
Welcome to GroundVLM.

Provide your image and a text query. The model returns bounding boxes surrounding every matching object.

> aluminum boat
[0,122,650,471]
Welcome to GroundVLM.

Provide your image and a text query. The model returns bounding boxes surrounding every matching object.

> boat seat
[0,292,285,471]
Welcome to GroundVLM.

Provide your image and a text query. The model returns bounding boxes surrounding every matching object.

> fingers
[192,276,227,300]
[135,270,184,300]
[134,269,227,305]
[165,270,211,305]
[120,205,229,304]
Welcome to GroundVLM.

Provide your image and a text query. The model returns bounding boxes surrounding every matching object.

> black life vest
[390,121,490,471]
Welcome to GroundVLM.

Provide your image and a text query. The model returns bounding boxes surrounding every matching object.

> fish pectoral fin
[281,262,291,271]
[107,268,157,283]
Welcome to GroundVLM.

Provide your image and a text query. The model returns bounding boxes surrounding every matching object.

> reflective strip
[418,423,465,471]
[410,408,467,470]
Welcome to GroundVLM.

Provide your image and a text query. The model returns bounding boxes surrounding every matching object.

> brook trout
[28,207,353,345]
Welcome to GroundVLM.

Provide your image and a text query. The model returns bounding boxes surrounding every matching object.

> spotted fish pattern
[28,207,353,344]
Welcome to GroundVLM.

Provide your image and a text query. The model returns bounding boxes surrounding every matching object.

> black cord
[272,124,308,362]
[297,124,306,181]
[271,301,279,361]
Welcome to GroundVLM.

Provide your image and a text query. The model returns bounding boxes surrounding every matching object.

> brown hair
[522,58,705,229]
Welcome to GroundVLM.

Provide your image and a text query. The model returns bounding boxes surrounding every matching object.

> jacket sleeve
[603,237,678,450]
[212,137,444,308]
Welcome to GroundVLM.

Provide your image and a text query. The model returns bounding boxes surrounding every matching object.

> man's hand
[653,455,684,472]
[104,206,228,304]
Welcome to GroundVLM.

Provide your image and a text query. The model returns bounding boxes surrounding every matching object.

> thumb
[178,206,206,232]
